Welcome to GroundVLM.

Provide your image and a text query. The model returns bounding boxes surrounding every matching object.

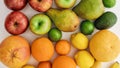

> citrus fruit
[0,36,30,68]
[55,40,71,55]
[48,27,62,42]
[71,32,89,49]
[110,62,120,68]
[74,50,95,68]
[90,30,120,62]
[31,37,54,61]
[80,20,94,35]
[38,61,51,68]
[91,61,102,68]
[52,56,76,68]
[103,0,116,8]
[22,64,35,68]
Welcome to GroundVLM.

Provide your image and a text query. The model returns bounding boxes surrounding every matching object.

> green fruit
[73,0,104,20]
[48,28,62,42]
[30,14,51,35]
[80,20,94,35]
[94,12,117,30]
[55,0,76,8]
[103,0,116,8]
[46,8,80,32]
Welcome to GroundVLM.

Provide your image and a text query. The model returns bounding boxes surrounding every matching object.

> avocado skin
[94,12,117,30]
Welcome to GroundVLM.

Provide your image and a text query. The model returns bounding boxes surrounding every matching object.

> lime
[80,20,94,35]
[103,0,116,8]
[48,28,62,42]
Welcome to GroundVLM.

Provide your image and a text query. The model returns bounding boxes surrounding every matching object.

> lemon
[22,64,35,68]
[71,32,88,49]
[74,50,95,68]
[110,62,120,68]
[91,61,102,68]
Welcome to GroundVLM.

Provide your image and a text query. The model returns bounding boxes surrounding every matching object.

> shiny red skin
[29,0,53,12]
[5,11,29,35]
[4,0,27,11]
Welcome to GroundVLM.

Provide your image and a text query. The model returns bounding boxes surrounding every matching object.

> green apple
[55,0,76,8]
[30,14,51,35]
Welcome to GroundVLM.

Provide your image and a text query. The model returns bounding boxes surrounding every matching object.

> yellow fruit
[22,64,35,68]
[91,61,102,68]
[110,62,120,68]
[52,56,76,68]
[71,32,88,49]
[74,50,94,68]
[90,30,120,62]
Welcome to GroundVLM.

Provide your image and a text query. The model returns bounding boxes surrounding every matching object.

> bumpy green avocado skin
[94,12,117,30]
[73,0,104,20]
[46,8,80,32]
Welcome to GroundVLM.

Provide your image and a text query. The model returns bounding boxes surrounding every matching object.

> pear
[73,0,104,20]
[46,8,80,32]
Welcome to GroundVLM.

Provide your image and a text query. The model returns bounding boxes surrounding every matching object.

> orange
[38,61,52,68]
[31,37,54,61]
[52,56,76,68]
[55,40,71,55]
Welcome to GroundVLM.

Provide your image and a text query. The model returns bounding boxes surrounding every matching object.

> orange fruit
[31,37,54,61]
[55,40,71,55]
[52,56,76,68]
[38,61,52,68]
[0,36,30,68]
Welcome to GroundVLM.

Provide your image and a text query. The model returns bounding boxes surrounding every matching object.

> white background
[0,0,120,68]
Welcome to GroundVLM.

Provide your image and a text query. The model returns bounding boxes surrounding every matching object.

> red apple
[29,0,53,12]
[4,0,27,11]
[5,11,29,35]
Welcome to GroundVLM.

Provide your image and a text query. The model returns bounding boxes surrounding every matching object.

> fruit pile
[0,0,120,68]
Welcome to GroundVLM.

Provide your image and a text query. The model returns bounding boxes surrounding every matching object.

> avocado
[94,11,117,30]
